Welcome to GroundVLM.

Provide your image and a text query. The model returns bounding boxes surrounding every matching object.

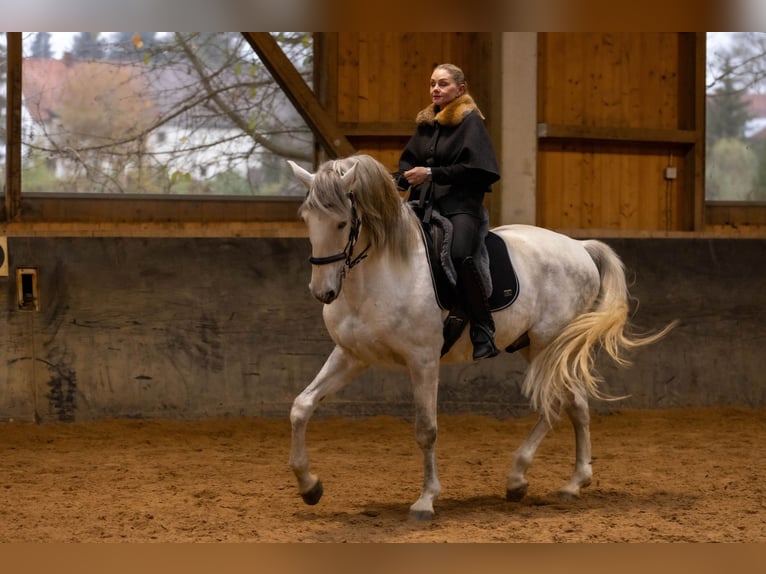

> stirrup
[470,324,500,360]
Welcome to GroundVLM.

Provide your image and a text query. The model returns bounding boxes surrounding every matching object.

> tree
[22,32,315,195]
[71,32,106,60]
[108,33,159,61]
[706,138,757,201]
[30,32,53,59]
[706,33,766,201]
[706,57,751,147]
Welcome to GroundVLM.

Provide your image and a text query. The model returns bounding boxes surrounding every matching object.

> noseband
[308,192,370,269]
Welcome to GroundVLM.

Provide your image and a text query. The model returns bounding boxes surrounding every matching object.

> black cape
[398,94,500,217]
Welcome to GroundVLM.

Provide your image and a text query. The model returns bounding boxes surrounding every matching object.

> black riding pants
[448,212,482,265]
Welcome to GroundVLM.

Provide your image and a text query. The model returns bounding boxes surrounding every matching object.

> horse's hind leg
[506,414,552,501]
[558,393,593,499]
[290,346,367,506]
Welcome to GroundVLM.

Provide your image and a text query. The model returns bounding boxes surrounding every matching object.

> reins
[308,191,370,269]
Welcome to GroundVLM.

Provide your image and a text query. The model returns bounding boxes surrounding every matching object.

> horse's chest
[323,299,425,363]
[325,302,395,344]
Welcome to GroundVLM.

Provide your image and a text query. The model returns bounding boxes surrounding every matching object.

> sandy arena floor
[0,407,764,542]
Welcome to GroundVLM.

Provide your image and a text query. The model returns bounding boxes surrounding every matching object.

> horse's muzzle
[313,289,338,304]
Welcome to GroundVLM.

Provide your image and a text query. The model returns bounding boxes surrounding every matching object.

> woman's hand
[403,166,431,186]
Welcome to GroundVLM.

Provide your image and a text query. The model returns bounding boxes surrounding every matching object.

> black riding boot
[458,256,499,360]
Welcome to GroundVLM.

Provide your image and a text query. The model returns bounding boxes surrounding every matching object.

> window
[20,32,314,197]
[706,32,766,203]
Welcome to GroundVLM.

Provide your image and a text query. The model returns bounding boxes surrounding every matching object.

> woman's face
[430,68,465,107]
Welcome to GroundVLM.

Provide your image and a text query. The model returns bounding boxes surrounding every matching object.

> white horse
[287,154,673,520]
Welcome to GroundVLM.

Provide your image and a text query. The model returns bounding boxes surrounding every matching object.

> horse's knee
[565,396,590,426]
[415,424,437,450]
[290,396,312,426]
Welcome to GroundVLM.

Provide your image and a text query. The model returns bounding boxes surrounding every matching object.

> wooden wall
[537,33,702,232]
[318,33,498,173]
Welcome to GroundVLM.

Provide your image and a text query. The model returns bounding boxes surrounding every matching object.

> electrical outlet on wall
[664,166,678,180]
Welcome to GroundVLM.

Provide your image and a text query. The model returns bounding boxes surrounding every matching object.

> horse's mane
[300,154,417,261]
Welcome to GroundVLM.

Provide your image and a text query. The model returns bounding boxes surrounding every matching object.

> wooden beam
[242,32,356,159]
[537,123,697,145]
[5,32,22,221]
[692,32,707,231]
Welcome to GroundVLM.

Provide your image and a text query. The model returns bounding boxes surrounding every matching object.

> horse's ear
[341,162,357,187]
[288,160,314,188]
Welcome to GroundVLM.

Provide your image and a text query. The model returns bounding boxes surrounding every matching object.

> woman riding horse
[398,63,501,361]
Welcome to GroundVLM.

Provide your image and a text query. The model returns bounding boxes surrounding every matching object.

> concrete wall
[0,236,763,423]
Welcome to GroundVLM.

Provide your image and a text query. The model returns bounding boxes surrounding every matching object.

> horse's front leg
[290,345,367,505]
[408,358,442,520]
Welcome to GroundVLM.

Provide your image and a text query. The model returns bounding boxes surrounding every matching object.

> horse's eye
[337,221,348,230]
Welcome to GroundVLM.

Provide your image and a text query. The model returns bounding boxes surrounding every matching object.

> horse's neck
[343,214,428,301]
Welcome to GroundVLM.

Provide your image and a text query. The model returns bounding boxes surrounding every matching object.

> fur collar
[415,94,485,127]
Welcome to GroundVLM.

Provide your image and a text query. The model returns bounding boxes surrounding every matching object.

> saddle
[414,204,526,355]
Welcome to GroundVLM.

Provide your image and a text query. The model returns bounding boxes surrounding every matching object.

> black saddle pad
[421,224,519,312]
[485,231,520,311]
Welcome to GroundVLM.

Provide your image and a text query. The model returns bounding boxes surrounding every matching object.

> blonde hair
[434,63,467,90]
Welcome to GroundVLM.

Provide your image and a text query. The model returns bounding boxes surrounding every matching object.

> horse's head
[290,159,360,304]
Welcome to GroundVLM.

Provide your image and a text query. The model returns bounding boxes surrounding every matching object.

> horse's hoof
[506,484,528,502]
[556,489,580,501]
[301,480,324,505]
[409,509,434,522]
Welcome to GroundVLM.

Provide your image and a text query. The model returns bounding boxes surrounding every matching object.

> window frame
[2,32,352,236]
[703,32,766,230]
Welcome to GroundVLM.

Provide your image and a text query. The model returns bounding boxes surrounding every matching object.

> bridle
[308,191,370,270]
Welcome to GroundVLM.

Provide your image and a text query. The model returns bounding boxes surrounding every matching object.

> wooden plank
[575,143,592,227]
[378,33,399,122]
[622,33,641,128]
[537,123,697,144]
[0,221,309,238]
[358,33,372,121]
[565,34,585,125]
[639,33,661,128]
[16,195,303,224]
[336,32,358,123]
[5,32,22,221]
[537,146,554,226]
[594,145,614,228]
[316,33,338,118]
[541,33,567,124]
[242,32,355,158]
[706,203,766,226]
[338,121,414,137]
[622,148,641,229]
[598,33,621,126]
[399,33,419,122]
[658,33,679,130]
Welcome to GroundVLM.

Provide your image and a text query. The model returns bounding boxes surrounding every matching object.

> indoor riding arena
[0,32,764,543]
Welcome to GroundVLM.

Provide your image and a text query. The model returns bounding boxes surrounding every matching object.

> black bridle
[308,191,370,269]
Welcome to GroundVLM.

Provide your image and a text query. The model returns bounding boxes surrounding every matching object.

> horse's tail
[523,239,676,423]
